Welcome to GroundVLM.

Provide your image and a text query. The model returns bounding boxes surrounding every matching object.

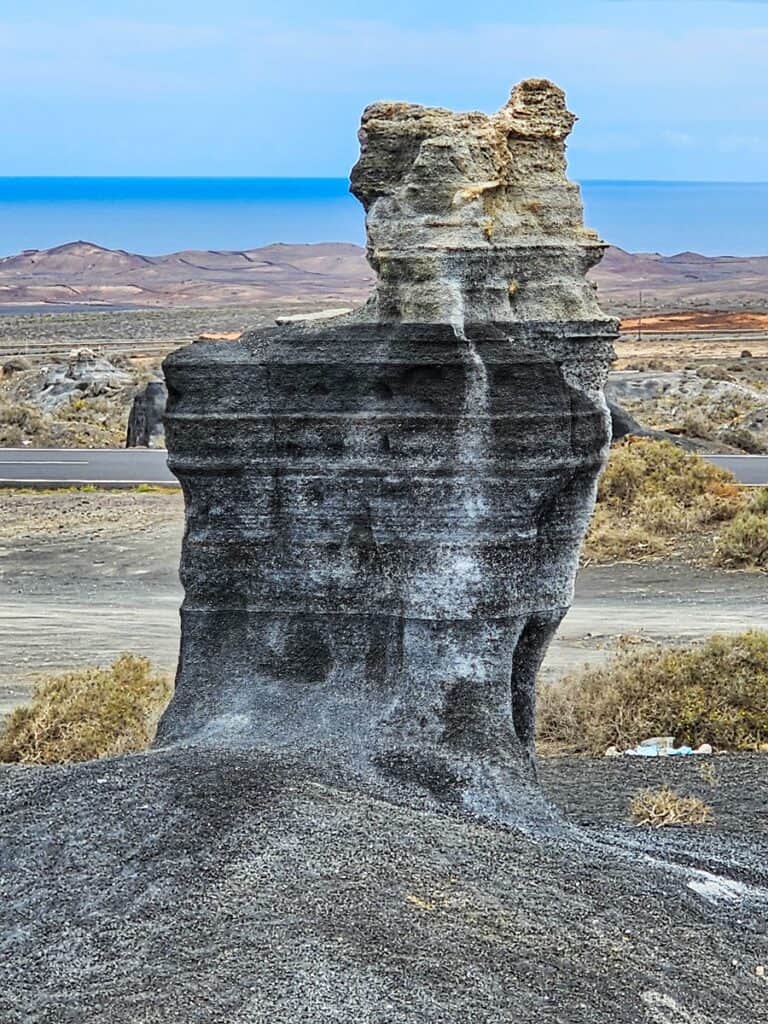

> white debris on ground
[605,737,715,758]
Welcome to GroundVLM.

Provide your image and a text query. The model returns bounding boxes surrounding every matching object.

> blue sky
[1,1,766,179]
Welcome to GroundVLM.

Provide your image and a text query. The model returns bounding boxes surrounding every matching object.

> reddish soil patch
[621,310,768,333]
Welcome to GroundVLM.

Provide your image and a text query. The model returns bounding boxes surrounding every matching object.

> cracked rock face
[157,80,617,825]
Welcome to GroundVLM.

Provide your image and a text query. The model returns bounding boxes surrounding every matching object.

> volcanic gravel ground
[1,747,766,1023]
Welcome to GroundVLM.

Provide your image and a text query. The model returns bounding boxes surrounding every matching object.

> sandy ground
[1,489,767,717]
[613,328,768,367]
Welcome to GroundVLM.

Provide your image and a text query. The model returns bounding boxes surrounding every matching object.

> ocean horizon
[1,177,766,259]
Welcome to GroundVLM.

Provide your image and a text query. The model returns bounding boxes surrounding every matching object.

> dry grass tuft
[630,786,713,828]
[584,438,745,564]
[536,630,768,755]
[134,483,178,494]
[0,654,172,765]
[713,487,768,570]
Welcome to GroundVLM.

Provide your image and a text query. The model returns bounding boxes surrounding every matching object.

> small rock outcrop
[34,348,131,412]
[608,400,653,442]
[157,80,617,824]
[1,355,33,376]
[125,380,167,448]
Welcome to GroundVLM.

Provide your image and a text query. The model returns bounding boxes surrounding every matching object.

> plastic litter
[604,737,714,757]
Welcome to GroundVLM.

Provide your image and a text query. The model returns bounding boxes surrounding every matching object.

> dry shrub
[622,359,675,372]
[630,786,713,828]
[585,506,667,563]
[679,410,717,442]
[717,425,767,454]
[536,630,768,755]
[0,399,46,445]
[0,653,172,765]
[714,488,768,570]
[697,364,734,383]
[0,390,132,448]
[584,438,746,563]
[714,513,768,569]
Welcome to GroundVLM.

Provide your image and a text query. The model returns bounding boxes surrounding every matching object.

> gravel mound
[2,748,766,1023]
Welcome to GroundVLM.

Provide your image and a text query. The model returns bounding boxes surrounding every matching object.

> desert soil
[621,311,768,333]
[614,328,768,368]
[1,489,766,717]
[2,742,767,1024]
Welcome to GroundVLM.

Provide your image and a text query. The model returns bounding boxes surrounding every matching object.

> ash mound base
[2,747,767,1024]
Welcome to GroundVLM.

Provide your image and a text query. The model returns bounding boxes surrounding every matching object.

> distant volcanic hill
[0,241,375,311]
[595,247,768,317]
[0,240,766,317]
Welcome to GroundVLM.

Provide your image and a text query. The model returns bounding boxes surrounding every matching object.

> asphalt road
[0,448,176,487]
[703,455,768,486]
[0,449,767,487]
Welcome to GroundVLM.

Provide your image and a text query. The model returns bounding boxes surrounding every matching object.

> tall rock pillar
[156,80,617,824]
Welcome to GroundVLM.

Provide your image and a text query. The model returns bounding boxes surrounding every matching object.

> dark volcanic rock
[609,399,653,442]
[1,749,767,1024]
[125,379,167,448]
[158,319,614,823]
[157,80,618,824]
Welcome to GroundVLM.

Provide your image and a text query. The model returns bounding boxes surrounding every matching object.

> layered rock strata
[157,80,618,824]
[350,79,607,325]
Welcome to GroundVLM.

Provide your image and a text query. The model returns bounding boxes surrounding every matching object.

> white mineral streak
[445,281,490,509]
[349,78,612,324]
[686,870,757,903]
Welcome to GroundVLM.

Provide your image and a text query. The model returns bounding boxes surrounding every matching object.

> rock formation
[35,348,131,413]
[125,380,167,448]
[608,400,653,442]
[156,80,617,824]
[350,80,606,326]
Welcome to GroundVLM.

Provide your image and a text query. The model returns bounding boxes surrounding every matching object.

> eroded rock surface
[157,80,617,824]
[3,81,767,1024]
[125,379,167,448]
[32,348,131,413]
[350,79,609,325]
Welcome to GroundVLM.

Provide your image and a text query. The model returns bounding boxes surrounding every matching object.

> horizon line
[0,175,767,186]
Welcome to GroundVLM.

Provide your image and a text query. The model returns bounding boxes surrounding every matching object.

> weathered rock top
[350,78,608,324]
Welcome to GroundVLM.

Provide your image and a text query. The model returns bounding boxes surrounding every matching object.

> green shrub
[0,654,172,765]
[536,631,768,754]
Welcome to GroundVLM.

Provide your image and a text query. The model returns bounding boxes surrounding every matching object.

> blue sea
[0,177,766,258]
